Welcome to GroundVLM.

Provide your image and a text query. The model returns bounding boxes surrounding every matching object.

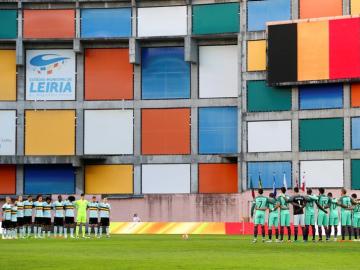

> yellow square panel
[352,0,360,14]
[0,50,16,100]
[247,40,266,71]
[85,165,133,194]
[25,110,75,155]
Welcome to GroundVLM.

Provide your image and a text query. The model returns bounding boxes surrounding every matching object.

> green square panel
[299,118,344,151]
[247,80,292,112]
[352,160,360,190]
[0,10,17,39]
[192,3,239,35]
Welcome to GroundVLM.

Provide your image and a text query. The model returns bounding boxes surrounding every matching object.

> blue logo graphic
[30,54,70,75]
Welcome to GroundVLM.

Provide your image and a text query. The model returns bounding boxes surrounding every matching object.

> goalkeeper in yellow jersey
[74,194,89,238]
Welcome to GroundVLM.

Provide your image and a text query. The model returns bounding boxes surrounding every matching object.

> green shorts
[341,211,352,226]
[353,215,360,228]
[254,211,265,225]
[268,212,279,227]
[305,212,315,225]
[76,214,87,224]
[280,210,290,227]
[317,212,328,226]
[328,215,339,226]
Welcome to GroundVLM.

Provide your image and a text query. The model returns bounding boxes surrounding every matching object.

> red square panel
[199,163,238,194]
[0,165,16,194]
[85,49,133,100]
[141,108,190,155]
[329,18,360,80]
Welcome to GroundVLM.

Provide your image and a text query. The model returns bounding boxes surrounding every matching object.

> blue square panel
[24,165,75,194]
[199,107,237,154]
[299,83,343,110]
[141,47,190,99]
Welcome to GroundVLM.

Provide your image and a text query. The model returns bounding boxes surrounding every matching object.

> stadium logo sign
[26,50,76,101]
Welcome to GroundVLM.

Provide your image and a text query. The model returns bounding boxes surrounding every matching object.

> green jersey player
[74,194,89,238]
[351,194,360,241]
[317,188,330,241]
[327,192,339,241]
[251,189,268,243]
[338,188,352,240]
[267,192,280,242]
[304,189,318,242]
[278,187,291,242]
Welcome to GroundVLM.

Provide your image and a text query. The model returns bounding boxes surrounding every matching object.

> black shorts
[23,216,32,225]
[100,218,110,227]
[65,217,75,225]
[54,217,64,226]
[2,220,11,229]
[17,217,24,227]
[43,218,51,226]
[34,217,43,225]
[11,221,17,228]
[89,218,98,225]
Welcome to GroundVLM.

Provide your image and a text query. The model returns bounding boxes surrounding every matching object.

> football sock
[261,226,265,238]
[287,226,291,240]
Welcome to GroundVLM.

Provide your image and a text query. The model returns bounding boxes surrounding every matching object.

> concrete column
[16,165,24,194]
[75,166,84,194]
[133,108,141,195]
[343,0,351,15]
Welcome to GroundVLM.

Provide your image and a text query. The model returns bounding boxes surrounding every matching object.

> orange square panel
[199,163,238,194]
[0,165,16,194]
[85,49,133,100]
[141,108,190,155]
[352,83,360,107]
[299,0,342,19]
[23,10,75,39]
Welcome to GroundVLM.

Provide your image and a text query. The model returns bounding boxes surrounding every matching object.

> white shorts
[294,214,305,226]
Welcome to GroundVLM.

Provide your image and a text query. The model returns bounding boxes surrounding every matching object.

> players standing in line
[1,197,12,239]
[266,192,280,243]
[75,193,89,238]
[88,196,99,238]
[327,192,339,241]
[304,189,318,242]
[33,195,44,239]
[251,189,268,243]
[53,195,64,238]
[10,200,18,239]
[278,187,291,242]
[16,195,25,239]
[23,195,33,238]
[338,188,353,241]
[99,197,111,238]
[289,187,306,242]
[351,194,360,241]
[64,196,76,239]
[317,188,330,241]
[43,197,52,238]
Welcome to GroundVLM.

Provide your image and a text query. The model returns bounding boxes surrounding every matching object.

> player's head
[80,193,85,199]
[92,196,96,202]
[281,187,286,194]
[319,188,325,195]
[307,188,312,195]
[134,213,138,217]
[327,192,333,198]
[269,192,275,198]
[45,196,51,203]
[58,195,62,202]
[103,197,108,203]
[341,188,347,195]
[293,187,299,193]
[68,195,75,202]
[258,188,263,195]
[27,195,33,201]
[352,193,357,199]
[18,195,23,202]
[36,195,43,202]
[5,196,11,204]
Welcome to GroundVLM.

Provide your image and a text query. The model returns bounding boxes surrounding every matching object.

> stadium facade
[0,0,359,222]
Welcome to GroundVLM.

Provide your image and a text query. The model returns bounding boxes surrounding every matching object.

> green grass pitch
[0,235,359,270]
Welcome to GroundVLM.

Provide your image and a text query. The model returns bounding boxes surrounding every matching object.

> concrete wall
[0,0,358,222]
